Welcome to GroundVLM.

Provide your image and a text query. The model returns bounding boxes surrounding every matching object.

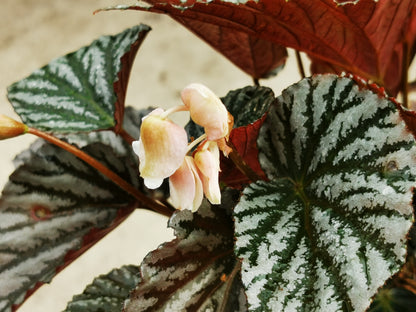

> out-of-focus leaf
[124,190,247,312]
[368,288,416,312]
[64,265,141,312]
[112,0,415,95]
[0,107,151,312]
[234,74,416,311]
[7,25,150,133]
[0,140,137,312]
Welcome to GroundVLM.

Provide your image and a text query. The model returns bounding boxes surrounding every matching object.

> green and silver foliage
[64,265,141,312]
[0,106,150,312]
[234,74,416,311]
[124,190,247,312]
[7,25,150,133]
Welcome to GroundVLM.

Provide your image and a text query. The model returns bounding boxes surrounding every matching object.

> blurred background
[0,1,303,311]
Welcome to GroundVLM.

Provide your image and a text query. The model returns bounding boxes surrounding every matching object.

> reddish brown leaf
[396,104,416,140]
[119,0,415,95]
[220,115,268,188]
[113,26,150,133]
[171,17,287,79]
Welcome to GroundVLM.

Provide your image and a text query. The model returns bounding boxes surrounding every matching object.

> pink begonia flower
[194,141,221,204]
[169,156,203,211]
[132,108,188,189]
[181,83,229,141]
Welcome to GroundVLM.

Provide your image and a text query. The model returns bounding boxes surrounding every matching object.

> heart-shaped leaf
[64,265,141,312]
[7,25,150,133]
[116,0,414,95]
[0,107,151,312]
[234,74,416,311]
[124,190,247,312]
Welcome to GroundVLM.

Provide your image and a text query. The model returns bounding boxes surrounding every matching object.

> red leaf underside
[221,115,267,188]
[125,0,415,95]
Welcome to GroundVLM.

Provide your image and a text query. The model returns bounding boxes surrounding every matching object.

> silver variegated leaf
[234,74,416,311]
[124,190,247,312]
[64,265,141,312]
[7,25,150,133]
[0,117,142,311]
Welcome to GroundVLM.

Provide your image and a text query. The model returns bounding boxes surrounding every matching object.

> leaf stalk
[27,127,174,217]
[296,50,306,79]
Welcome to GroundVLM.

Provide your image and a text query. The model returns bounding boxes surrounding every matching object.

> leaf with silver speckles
[234,74,416,312]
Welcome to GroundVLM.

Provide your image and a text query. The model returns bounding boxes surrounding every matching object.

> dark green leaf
[124,190,247,312]
[7,25,150,133]
[64,265,141,312]
[222,86,275,128]
[369,288,416,312]
[234,74,416,311]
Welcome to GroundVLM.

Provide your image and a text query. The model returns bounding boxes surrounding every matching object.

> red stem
[28,127,174,217]
[296,50,306,79]
[402,41,410,108]
[118,127,135,145]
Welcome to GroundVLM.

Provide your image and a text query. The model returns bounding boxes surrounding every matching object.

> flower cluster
[132,83,233,212]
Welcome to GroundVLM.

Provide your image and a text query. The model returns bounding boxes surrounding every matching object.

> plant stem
[296,50,306,79]
[401,41,410,108]
[160,104,188,119]
[27,127,174,217]
[228,141,262,182]
[119,128,135,145]
[187,133,207,153]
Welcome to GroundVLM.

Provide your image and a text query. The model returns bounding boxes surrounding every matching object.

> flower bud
[181,83,229,141]
[132,109,188,189]
[169,156,203,211]
[194,141,221,204]
[0,115,27,140]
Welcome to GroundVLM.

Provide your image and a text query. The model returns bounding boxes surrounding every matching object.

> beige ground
[0,1,302,311]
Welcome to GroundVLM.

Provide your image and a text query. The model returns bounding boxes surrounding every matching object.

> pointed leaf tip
[7,25,150,133]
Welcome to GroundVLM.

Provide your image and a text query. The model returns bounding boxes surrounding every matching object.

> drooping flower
[132,108,188,189]
[194,140,221,204]
[0,115,28,140]
[133,83,233,212]
[169,156,203,211]
[181,83,230,141]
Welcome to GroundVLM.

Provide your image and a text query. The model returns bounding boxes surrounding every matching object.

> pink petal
[194,141,221,204]
[169,156,203,211]
[133,109,188,189]
[181,83,229,141]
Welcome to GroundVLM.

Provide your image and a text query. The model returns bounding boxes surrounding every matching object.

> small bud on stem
[0,115,28,140]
